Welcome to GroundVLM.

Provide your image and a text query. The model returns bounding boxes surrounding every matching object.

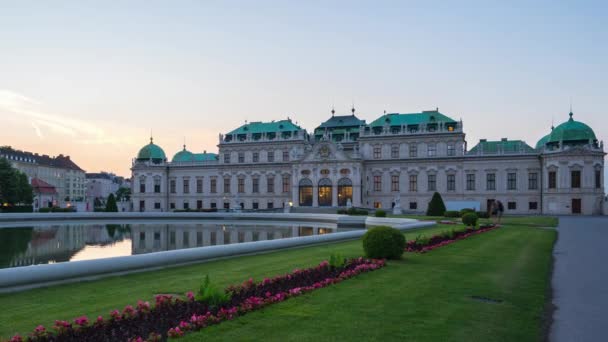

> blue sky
[0,0,606,177]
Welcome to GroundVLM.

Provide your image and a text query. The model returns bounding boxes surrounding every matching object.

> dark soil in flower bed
[405,225,498,253]
[11,258,384,342]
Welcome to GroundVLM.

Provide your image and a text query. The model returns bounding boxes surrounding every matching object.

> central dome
[548,112,597,145]
[172,146,194,162]
[136,138,166,163]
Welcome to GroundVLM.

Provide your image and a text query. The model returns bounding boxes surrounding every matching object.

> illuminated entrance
[337,178,353,206]
[318,178,332,207]
[298,178,313,206]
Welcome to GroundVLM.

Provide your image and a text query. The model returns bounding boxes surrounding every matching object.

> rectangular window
[571,170,581,188]
[267,177,275,193]
[391,145,399,159]
[507,173,517,190]
[210,178,217,193]
[466,174,475,191]
[427,174,436,192]
[427,144,436,157]
[486,173,496,190]
[196,178,203,193]
[224,153,230,164]
[283,150,289,162]
[528,172,538,190]
[197,200,203,209]
[529,202,538,210]
[183,202,189,210]
[267,201,274,209]
[154,202,161,209]
[374,175,382,192]
[210,202,216,209]
[238,178,245,193]
[223,202,230,209]
[223,178,231,194]
[596,170,602,189]
[447,143,455,156]
[409,202,417,210]
[154,178,161,193]
[409,144,417,157]
[391,175,399,192]
[253,152,259,163]
[267,151,274,162]
[170,179,176,194]
[374,202,382,209]
[282,175,290,193]
[238,152,244,163]
[507,202,516,210]
[252,178,259,193]
[548,171,557,189]
[447,174,456,191]
[183,178,190,194]
[252,202,259,209]
[373,147,381,159]
[139,180,146,193]
[409,175,417,192]
[170,202,175,209]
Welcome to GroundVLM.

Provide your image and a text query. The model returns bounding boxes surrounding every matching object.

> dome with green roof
[172,145,194,162]
[535,132,551,149]
[136,138,166,163]
[547,112,597,146]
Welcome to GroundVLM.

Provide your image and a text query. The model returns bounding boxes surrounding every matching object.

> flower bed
[405,224,498,253]
[8,258,385,342]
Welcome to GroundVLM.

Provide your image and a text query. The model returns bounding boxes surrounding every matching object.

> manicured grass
[392,214,559,228]
[0,224,556,341]
[0,225,446,339]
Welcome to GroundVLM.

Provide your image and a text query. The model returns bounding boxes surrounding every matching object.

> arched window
[299,178,313,206]
[337,178,353,206]
[318,178,332,207]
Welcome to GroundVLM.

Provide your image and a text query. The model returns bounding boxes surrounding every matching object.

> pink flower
[167,327,184,338]
[186,291,195,301]
[9,335,23,342]
[96,316,104,324]
[74,315,89,327]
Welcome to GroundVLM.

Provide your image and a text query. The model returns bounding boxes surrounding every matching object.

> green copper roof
[316,114,366,130]
[369,110,457,127]
[547,112,596,144]
[535,133,551,149]
[137,138,166,161]
[227,119,302,135]
[468,139,535,155]
[172,146,218,162]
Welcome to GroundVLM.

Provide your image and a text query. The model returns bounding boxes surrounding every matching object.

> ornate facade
[131,109,605,215]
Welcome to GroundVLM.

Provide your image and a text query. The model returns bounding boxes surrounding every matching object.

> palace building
[131,108,605,215]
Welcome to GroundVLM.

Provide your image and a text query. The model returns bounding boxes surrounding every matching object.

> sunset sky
[0,1,606,178]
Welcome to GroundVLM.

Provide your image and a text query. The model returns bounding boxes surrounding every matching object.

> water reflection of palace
[129,224,335,254]
[5,225,130,268]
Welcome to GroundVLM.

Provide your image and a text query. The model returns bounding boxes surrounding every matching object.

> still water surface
[0,221,349,269]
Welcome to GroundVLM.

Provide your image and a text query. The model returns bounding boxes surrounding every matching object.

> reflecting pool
[0,221,350,269]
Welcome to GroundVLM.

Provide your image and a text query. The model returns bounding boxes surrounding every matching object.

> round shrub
[362,226,405,259]
[459,208,475,217]
[375,209,386,217]
[462,212,478,227]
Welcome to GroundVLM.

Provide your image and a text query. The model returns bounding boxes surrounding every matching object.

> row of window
[146,200,278,211]
[373,200,539,211]
[224,150,290,164]
[372,143,457,159]
[373,172,536,192]
[547,170,602,189]
[139,176,291,194]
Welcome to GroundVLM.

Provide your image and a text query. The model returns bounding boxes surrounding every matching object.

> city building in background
[0,146,86,208]
[131,108,605,215]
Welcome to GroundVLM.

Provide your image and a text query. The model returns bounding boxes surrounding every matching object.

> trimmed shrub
[105,194,118,212]
[426,192,446,216]
[444,210,460,218]
[476,211,490,219]
[374,210,386,217]
[462,212,478,227]
[1,205,33,213]
[362,226,405,259]
[337,209,347,214]
[346,208,369,216]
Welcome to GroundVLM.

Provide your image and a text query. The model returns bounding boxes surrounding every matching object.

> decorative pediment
[300,142,352,162]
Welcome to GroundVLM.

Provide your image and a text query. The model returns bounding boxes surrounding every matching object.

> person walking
[492,200,504,226]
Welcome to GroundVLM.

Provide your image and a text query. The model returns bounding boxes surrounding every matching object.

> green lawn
[0,224,556,342]
[392,214,559,228]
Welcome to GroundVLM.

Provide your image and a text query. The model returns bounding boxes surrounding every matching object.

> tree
[0,158,25,205]
[105,193,118,212]
[115,187,131,201]
[426,192,447,216]
[16,172,33,205]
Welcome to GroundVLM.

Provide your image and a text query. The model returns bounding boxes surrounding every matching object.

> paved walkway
[550,216,608,342]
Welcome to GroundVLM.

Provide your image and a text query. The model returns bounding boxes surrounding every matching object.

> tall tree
[16,172,33,205]
[105,193,118,212]
[0,158,20,205]
[115,187,131,201]
[426,192,447,216]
